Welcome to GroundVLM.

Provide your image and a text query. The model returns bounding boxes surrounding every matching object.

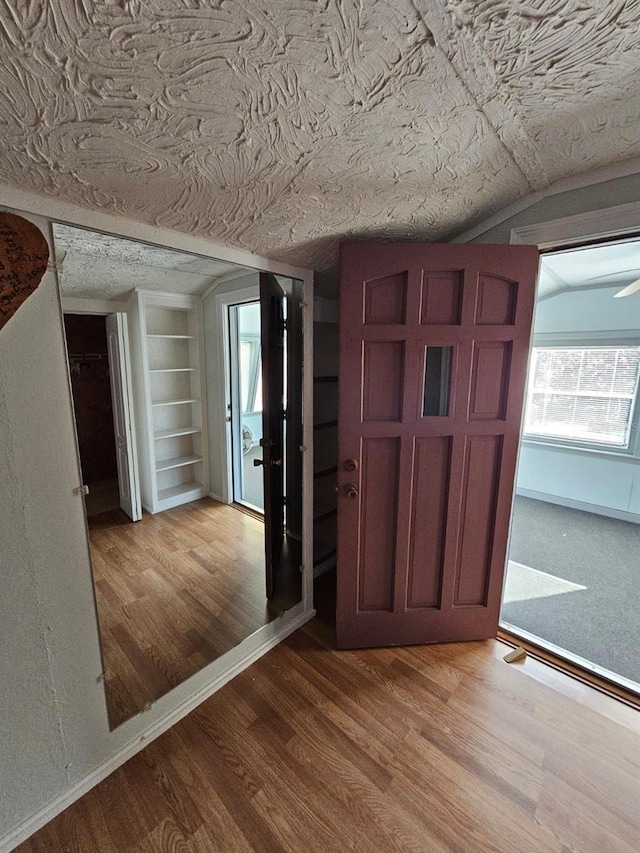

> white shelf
[149,367,195,373]
[146,334,194,340]
[151,397,199,407]
[157,481,205,504]
[135,293,207,514]
[154,426,201,440]
[156,453,202,472]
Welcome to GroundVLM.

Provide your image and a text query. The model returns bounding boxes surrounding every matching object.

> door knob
[344,458,358,472]
[344,484,359,500]
[253,458,282,467]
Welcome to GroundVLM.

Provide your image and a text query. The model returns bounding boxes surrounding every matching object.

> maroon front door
[336,242,539,649]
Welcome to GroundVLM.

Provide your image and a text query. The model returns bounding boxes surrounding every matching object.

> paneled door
[336,242,539,649]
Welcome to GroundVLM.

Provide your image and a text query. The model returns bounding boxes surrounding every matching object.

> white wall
[516,444,640,517]
[516,286,640,521]
[531,286,639,337]
[0,212,113,838]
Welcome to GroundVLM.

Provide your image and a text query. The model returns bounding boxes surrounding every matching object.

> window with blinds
[523,346,640,448]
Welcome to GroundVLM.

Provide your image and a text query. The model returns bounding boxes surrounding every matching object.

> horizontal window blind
[524,346,640,447]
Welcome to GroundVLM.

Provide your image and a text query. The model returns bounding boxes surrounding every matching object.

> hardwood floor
[18,588,639,852]
[89,498,276,728]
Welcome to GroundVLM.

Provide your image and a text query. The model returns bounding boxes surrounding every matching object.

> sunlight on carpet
[503,560,587,604]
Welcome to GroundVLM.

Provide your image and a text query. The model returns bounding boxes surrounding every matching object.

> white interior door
[106,313,142,521]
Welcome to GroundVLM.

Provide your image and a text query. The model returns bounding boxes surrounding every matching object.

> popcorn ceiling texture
[53,223,244,299]
[1,0,639,270]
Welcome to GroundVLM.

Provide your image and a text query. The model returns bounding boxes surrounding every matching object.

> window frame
[522,333,640,456]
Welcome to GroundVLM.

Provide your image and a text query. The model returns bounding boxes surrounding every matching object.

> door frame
[227,296,263,511]
[214,283,262,506]
[61,304,141,519]
[500,204,640,700]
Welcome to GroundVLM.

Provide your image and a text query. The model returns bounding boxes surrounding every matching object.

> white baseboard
[2,607,314,853]
[516,488,640,524]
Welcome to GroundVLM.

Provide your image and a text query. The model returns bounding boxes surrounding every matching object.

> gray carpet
[240,446,264,510]
[501,496,640,685]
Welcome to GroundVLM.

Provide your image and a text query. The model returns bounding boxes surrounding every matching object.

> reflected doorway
[229,300,265,512]
[63,313,121,517]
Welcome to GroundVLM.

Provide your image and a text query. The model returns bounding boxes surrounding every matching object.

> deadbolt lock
[344,484,359,500]
[344,458,358,472]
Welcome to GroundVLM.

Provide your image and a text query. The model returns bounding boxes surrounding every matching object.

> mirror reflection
[54,224,303,729]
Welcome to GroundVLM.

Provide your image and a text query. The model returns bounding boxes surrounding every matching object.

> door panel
[106,313,141,522]
[407,436,451,609]
[454,434,502,606]
[469,341,511,420]
[358,436,400,612]
[363,342,404,422]
[259,272,285,598]
[364,272,408,324]
[421,270,463,325]
[337,242,539,649]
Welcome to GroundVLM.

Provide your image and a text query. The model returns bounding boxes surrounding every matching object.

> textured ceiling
[1,1,640,272]
[53,223,246,298]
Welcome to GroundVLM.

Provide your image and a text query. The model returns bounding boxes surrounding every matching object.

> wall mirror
[53,223,304,729]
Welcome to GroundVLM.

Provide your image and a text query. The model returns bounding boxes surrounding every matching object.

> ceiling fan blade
[614,278,640,298]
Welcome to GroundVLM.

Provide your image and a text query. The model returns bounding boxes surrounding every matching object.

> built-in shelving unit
[129,291,209,513]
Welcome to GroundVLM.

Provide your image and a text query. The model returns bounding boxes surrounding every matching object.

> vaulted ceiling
[1,1,639,270]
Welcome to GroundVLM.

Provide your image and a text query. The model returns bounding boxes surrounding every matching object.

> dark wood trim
[498,628,640,710]
[313,548,336,567]
[313,420,338,431]
[313,375,338,383]
[313,509,337,524]
[314,466,338,480]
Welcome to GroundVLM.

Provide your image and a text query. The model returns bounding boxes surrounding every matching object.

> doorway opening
[228,300,265,512]
[500,236,640,695]
[63,313,120,517]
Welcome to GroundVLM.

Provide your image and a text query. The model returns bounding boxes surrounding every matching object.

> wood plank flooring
[89,499,274,728]
[18,598,640,852]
